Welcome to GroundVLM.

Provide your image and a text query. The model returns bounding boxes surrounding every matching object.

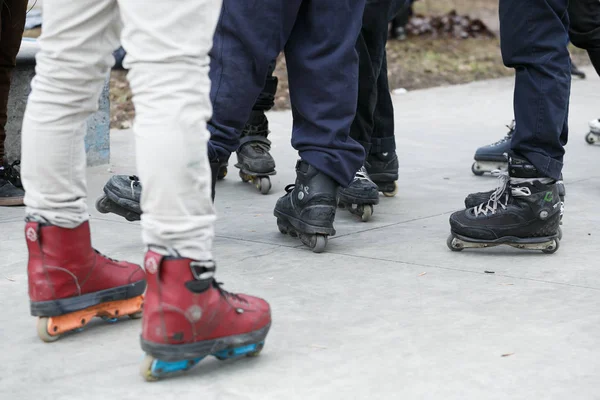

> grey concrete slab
[1,67,599,399]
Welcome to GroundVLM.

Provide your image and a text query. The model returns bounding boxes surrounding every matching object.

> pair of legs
[22,0,270,381]
[0,0,27,206]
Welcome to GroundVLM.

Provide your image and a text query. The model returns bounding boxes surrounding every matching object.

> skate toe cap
[128,264,147,283]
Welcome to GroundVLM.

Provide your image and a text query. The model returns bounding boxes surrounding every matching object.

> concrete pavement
[1,67,599,399]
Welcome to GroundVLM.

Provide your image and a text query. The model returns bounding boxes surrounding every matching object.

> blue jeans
[501,0,571,180]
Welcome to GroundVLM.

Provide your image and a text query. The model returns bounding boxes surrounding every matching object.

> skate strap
[239,135,271,147]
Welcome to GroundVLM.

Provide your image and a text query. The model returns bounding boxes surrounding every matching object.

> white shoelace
[473,170,532,217]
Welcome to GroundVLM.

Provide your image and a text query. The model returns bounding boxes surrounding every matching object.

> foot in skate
[585,118,600,145]
[273,160,337,253]
[464,172,566,238]
[139,252,271,381]
[27,218,146,342]
[471,121,513,176]
[366,152,399,197]
[449,153,562,253]
[96,175,141,221]
[235,111,276,194]
[337,166,379,222]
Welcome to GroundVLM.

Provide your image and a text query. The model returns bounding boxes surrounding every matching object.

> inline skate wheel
[361,205,373,222]
[542,238,560,254]
[471,162,485,176]
[585,132,597,145]
[95,195,110,214]
[311,235,327,253]
[140,355,159,382]
[258,177,271,195]
[37,317,60,343]
[239,171,251,183]
[446,234,464,251]
[383,182,399,197]
[246,343,264,357]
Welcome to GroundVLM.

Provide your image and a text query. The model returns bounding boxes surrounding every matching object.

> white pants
[21,0,221,260]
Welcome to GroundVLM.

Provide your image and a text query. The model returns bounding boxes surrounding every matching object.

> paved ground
[1,68,599,399]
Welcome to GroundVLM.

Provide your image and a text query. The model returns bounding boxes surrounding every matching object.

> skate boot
[235,110,276,195]
[0,160,24,206]
[96,175,142,221]
[139,250,271,381]
[464,172,565,239]
[96,161,221,221]
[337,166,379,222]
[27,218,146,342]
[448,154,562,253]
[471,120,514,176]
[365,151,399,197]
[274,160,338,253]
[584,118,600,145]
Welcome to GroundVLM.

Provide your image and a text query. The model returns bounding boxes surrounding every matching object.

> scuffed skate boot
[448,154,562,254]
[274,160,338,253]
[235,110,276,195]
[464,172,565,239]
[139,250,271,381]
[96,161,221,221]
[337,166,379,222]
[27,218,146,342]
[366,151,399,197]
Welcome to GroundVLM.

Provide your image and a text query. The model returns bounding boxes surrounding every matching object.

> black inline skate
[96,161,221,221]
[274,160,338,253]
[235,73,278,194]
[448,153,562,254]
[365,151,399,197]
[235,110,276,194]
[471,120,514,176]
[337,166,379,222]
[464,172,565,240]
[584,118,600,145]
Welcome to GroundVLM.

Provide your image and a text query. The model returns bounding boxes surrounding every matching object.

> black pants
[569,0,600,76]
[351,0,407,157]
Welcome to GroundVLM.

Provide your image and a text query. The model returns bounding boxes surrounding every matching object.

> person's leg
[206,0,299,164]
[116,0,271,380]
[447,0,568,253]
[367,52,399,196]
[0,0,27,205]
[285,0,366,187]
[273,0,366,252]
[568,0,600,76]
[501,0,570,181]
[234,58,278,194]
[21,0,145,342]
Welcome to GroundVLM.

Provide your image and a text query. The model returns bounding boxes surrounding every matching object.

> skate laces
[129,175,140,196]
[213,281,248,304]
[473,171,532,217]
[354,166,375,184]
[94,249,119,263]
[1,160,22,186]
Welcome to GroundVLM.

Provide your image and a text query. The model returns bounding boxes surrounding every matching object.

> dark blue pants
[501,0,571,180]
[351,0,407,156]
[207,0,366,187]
